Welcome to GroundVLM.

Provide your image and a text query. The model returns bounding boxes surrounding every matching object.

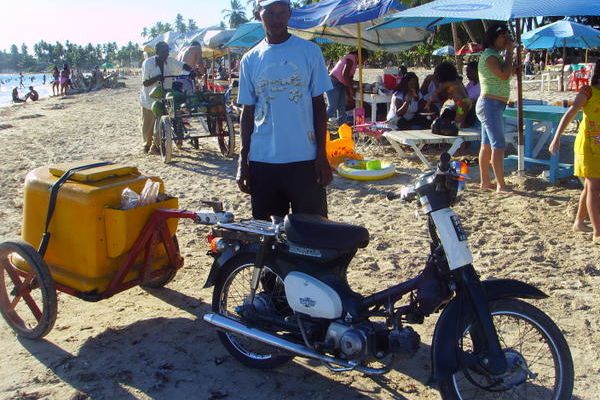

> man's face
[156,44,170,60]
[259,2,291,37]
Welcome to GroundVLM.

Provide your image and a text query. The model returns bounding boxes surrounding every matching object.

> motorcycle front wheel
[440,298,574,400]
[211,255,294,369]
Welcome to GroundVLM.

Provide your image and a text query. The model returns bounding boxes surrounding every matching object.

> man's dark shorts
[249,160,327,221]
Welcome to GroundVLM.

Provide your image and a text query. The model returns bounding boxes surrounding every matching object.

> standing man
[178,40,205,77]
[139,41,192,154]
[236,0,333,220]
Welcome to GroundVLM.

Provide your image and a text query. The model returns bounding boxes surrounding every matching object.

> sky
[0,0,253,52]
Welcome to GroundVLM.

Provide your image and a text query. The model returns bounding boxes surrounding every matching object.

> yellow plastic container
[21,161,179,294]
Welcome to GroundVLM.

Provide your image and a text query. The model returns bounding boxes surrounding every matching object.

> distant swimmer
[12,87,25,103]
[43,74,46,84]
[19,72,24,88]
[24,86,39,101]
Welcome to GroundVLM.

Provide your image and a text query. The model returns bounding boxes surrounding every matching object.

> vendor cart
[0,161,228,339]
[154,75,236,163]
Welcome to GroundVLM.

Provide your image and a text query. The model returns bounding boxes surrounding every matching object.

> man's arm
[312,94,333,186]
[236,104,255,194]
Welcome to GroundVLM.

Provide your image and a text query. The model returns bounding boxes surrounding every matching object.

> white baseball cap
[258,0,291,7]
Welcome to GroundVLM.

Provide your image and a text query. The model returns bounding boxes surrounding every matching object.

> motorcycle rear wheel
[439,298,574,400]
[212,255,294,369]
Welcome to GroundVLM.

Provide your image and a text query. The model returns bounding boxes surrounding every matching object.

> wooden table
[503,105,583,183]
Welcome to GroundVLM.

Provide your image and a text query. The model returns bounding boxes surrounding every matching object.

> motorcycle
[199,153,574,399]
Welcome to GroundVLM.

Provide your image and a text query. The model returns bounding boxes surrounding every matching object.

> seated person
[420,73,442,114]
[386,72,428,130]
[464,61,480,127]
[426,61,474,128]
[24,86,39,102]
[11,87,25,103]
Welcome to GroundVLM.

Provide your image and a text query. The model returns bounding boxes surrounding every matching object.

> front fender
[430,279,547,382]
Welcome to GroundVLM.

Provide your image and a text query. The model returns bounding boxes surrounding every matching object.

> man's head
[466,61,478,82]
[191,40,201,47]
[29,86,33,91]
[155,41,170,61]
[256,0,291,39]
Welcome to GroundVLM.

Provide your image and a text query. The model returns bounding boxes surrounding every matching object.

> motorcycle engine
[325,322,368,360]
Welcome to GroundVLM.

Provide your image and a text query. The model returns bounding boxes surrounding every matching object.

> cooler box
[20,161,179,293]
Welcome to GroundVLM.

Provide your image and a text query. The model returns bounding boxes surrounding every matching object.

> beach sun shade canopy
[287,0,429,52]
[289,0,403,29]
[225,22,265,48]
[522,20,600,50]
[369,0,600,31]
[291,19,430,52]
[456,42,484,55]
[432,45,455,56]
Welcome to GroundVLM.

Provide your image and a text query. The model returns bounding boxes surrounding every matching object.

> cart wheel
[216,113,236,158]
[140,236,180,289]
[159,116,174,164]
[191,137,200,150]
[0,240,57,339]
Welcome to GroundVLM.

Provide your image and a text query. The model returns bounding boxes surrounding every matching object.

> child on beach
[51,66,60,96]
[549,63,600,244]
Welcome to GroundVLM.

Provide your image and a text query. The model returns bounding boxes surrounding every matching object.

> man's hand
[315,155,333,186]
[236,159,251,194]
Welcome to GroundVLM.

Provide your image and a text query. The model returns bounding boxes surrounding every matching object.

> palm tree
[223,0,249,28]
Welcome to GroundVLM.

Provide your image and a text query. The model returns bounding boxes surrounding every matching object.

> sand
[0,70,598,400]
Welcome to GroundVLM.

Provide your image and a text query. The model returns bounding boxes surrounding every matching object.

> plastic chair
[567,64,592,91]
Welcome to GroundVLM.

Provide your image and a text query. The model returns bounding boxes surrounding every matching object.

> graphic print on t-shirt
[254,60,305,126]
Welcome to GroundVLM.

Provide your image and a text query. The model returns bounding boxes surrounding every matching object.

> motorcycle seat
[284,214,369,250]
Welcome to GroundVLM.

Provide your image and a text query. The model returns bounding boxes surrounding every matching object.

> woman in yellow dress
[550,63,600,243]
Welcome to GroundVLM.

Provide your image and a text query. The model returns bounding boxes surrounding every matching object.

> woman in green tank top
[476,23,515,193]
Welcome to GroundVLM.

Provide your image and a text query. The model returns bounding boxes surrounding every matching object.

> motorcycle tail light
[209,237,226,253]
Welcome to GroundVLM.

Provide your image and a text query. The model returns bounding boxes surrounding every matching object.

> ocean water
[0,73,53,107]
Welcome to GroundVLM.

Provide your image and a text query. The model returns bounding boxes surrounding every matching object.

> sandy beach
[0,70,598,400]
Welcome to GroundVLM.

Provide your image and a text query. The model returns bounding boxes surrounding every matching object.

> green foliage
[222,0,249,28]
[0,39,144,72]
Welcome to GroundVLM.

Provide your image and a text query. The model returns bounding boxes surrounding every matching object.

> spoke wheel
[140,236,179,289]
[159,116,173,164]
[440,298,574,400]
[212,113,236,158]
[212,254,294,369]
[0,240,57,339]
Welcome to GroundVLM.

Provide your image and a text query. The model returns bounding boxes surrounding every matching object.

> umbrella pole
[560,41,566,91]
[357,22,364,110]
[516,19,525,174]
[585,49,588,64]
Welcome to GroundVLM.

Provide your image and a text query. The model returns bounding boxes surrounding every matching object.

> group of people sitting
[11,86,39,103]
[385,61,480,132]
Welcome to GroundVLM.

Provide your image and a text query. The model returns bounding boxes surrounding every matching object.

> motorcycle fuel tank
[284,272,343,319]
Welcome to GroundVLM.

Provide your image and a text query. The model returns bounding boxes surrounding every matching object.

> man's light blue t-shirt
[237,35,333,164]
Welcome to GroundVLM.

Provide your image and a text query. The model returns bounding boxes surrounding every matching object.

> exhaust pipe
[203,313,388,375]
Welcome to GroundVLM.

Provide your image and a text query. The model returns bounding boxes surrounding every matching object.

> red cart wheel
[140,236,180,289]
[0,240,57,339]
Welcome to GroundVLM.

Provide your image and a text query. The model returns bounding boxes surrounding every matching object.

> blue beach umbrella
[522,20,600,50]
[369,0,600,173]
[432,45,455,56]
[289,0,401,29]
[225,22,265,48]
